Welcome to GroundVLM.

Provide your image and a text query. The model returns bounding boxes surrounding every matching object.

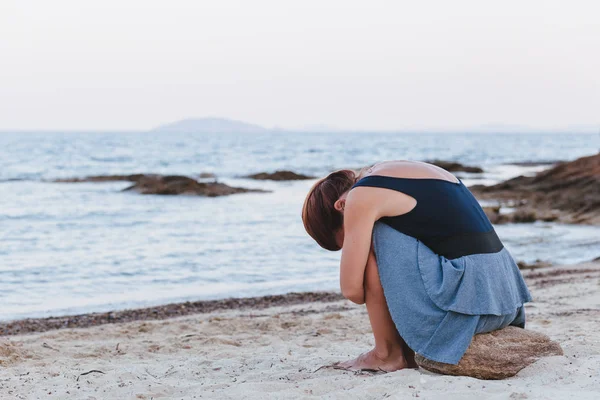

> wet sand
[1,261,599,399]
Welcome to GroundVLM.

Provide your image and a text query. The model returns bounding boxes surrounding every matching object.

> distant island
[151,117,269,134]
[149,117,599,135]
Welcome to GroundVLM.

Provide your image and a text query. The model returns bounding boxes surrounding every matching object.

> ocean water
[1,131,599,321]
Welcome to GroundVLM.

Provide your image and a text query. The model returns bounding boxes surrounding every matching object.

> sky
[1,0,599,131]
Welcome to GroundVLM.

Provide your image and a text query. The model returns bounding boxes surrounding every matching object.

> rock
[123,175,267,197]
[470,153,600,225]
[482,205,559,224]
[502,209,538,223]
[517,260,553,270]
[505,160,561,167]
[482,206,501,224]
[244,170,315,181]
[426,160,484,173]
[198,172,216,179]
[54,174,146,183]
[52,173,267,197]
[415,326,564,380]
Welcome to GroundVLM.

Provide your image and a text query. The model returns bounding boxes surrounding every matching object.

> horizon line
[0,128,598,134]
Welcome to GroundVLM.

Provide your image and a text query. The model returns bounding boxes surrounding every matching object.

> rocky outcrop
[54,174,146,183]
[415,326,564,380]
[123,175,267,197]
[53,174,266,197]
[427,160,484,173]
[505,160,561,167]
[472,153,600,224]
[517,260,553,270]
[482,205,559,224]
[244,170,315,181]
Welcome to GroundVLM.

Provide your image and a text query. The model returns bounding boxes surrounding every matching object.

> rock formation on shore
[482,205,560,224]
[472,152,600,224]
[54,174,266,197]
[123,175,266,196]
[54,174,146,183]
[415,326,564,379]
[244,170,315,180]
[516,259,553,270]
[426,160,484,173]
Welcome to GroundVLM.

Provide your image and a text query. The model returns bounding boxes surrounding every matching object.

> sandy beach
[1,260,599,399]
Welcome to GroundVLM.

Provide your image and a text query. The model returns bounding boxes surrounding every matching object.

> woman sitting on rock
[301,160,532,371]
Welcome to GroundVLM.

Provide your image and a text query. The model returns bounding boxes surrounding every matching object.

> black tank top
[351,175,503,259]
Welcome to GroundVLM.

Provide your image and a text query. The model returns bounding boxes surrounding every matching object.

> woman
[301,160,532,372]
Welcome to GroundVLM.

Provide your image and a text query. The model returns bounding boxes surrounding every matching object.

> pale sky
[1,0,599,131]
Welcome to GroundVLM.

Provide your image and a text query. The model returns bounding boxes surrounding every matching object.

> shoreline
[3,258,599,337]
[0,291,344,336]
[1,260,599,398]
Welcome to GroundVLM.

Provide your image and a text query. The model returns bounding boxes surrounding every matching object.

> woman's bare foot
[336,348,417,372]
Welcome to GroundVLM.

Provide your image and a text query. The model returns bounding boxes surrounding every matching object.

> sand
[1,261,599,399]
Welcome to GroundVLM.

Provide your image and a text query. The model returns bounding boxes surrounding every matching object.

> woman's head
[301,169,357,251]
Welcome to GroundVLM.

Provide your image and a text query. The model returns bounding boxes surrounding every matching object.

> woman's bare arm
[339,184,417,304]
[338,188,379,304]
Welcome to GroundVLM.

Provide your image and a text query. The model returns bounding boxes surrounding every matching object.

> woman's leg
[337,248,417,371]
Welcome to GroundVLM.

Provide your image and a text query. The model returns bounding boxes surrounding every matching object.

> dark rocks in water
[415,326,564,380]
[123,175,267,197]
[482,205,558,224]
[471,153,600,225]
[245,170,315,181]
[506,209,541,223]
[54,173,266,197]
[426,160,484,173]
[505,160,561,167]
[501,208,559,224]
[517,260,553,270]
[482,206,502,224]
[197,172,217,179]
[54,174,146,183]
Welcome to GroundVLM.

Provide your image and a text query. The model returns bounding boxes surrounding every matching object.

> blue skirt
[372,222,533,365]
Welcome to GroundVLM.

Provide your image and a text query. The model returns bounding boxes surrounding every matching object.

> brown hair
[301,169,357,251]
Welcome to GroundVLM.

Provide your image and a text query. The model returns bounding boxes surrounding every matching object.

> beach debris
[471,152,600,225]
[312,362,388,375]
[76,370,105,381]
[426,160,484,173]
[42,342,59,351]
[415,326,564,380]
[244,170,315,180]
[0,292,345,336]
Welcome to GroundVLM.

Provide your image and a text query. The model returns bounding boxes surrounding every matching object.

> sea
[1,131,599,321]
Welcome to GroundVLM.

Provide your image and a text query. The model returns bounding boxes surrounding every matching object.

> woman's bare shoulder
[362,160,459,183]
